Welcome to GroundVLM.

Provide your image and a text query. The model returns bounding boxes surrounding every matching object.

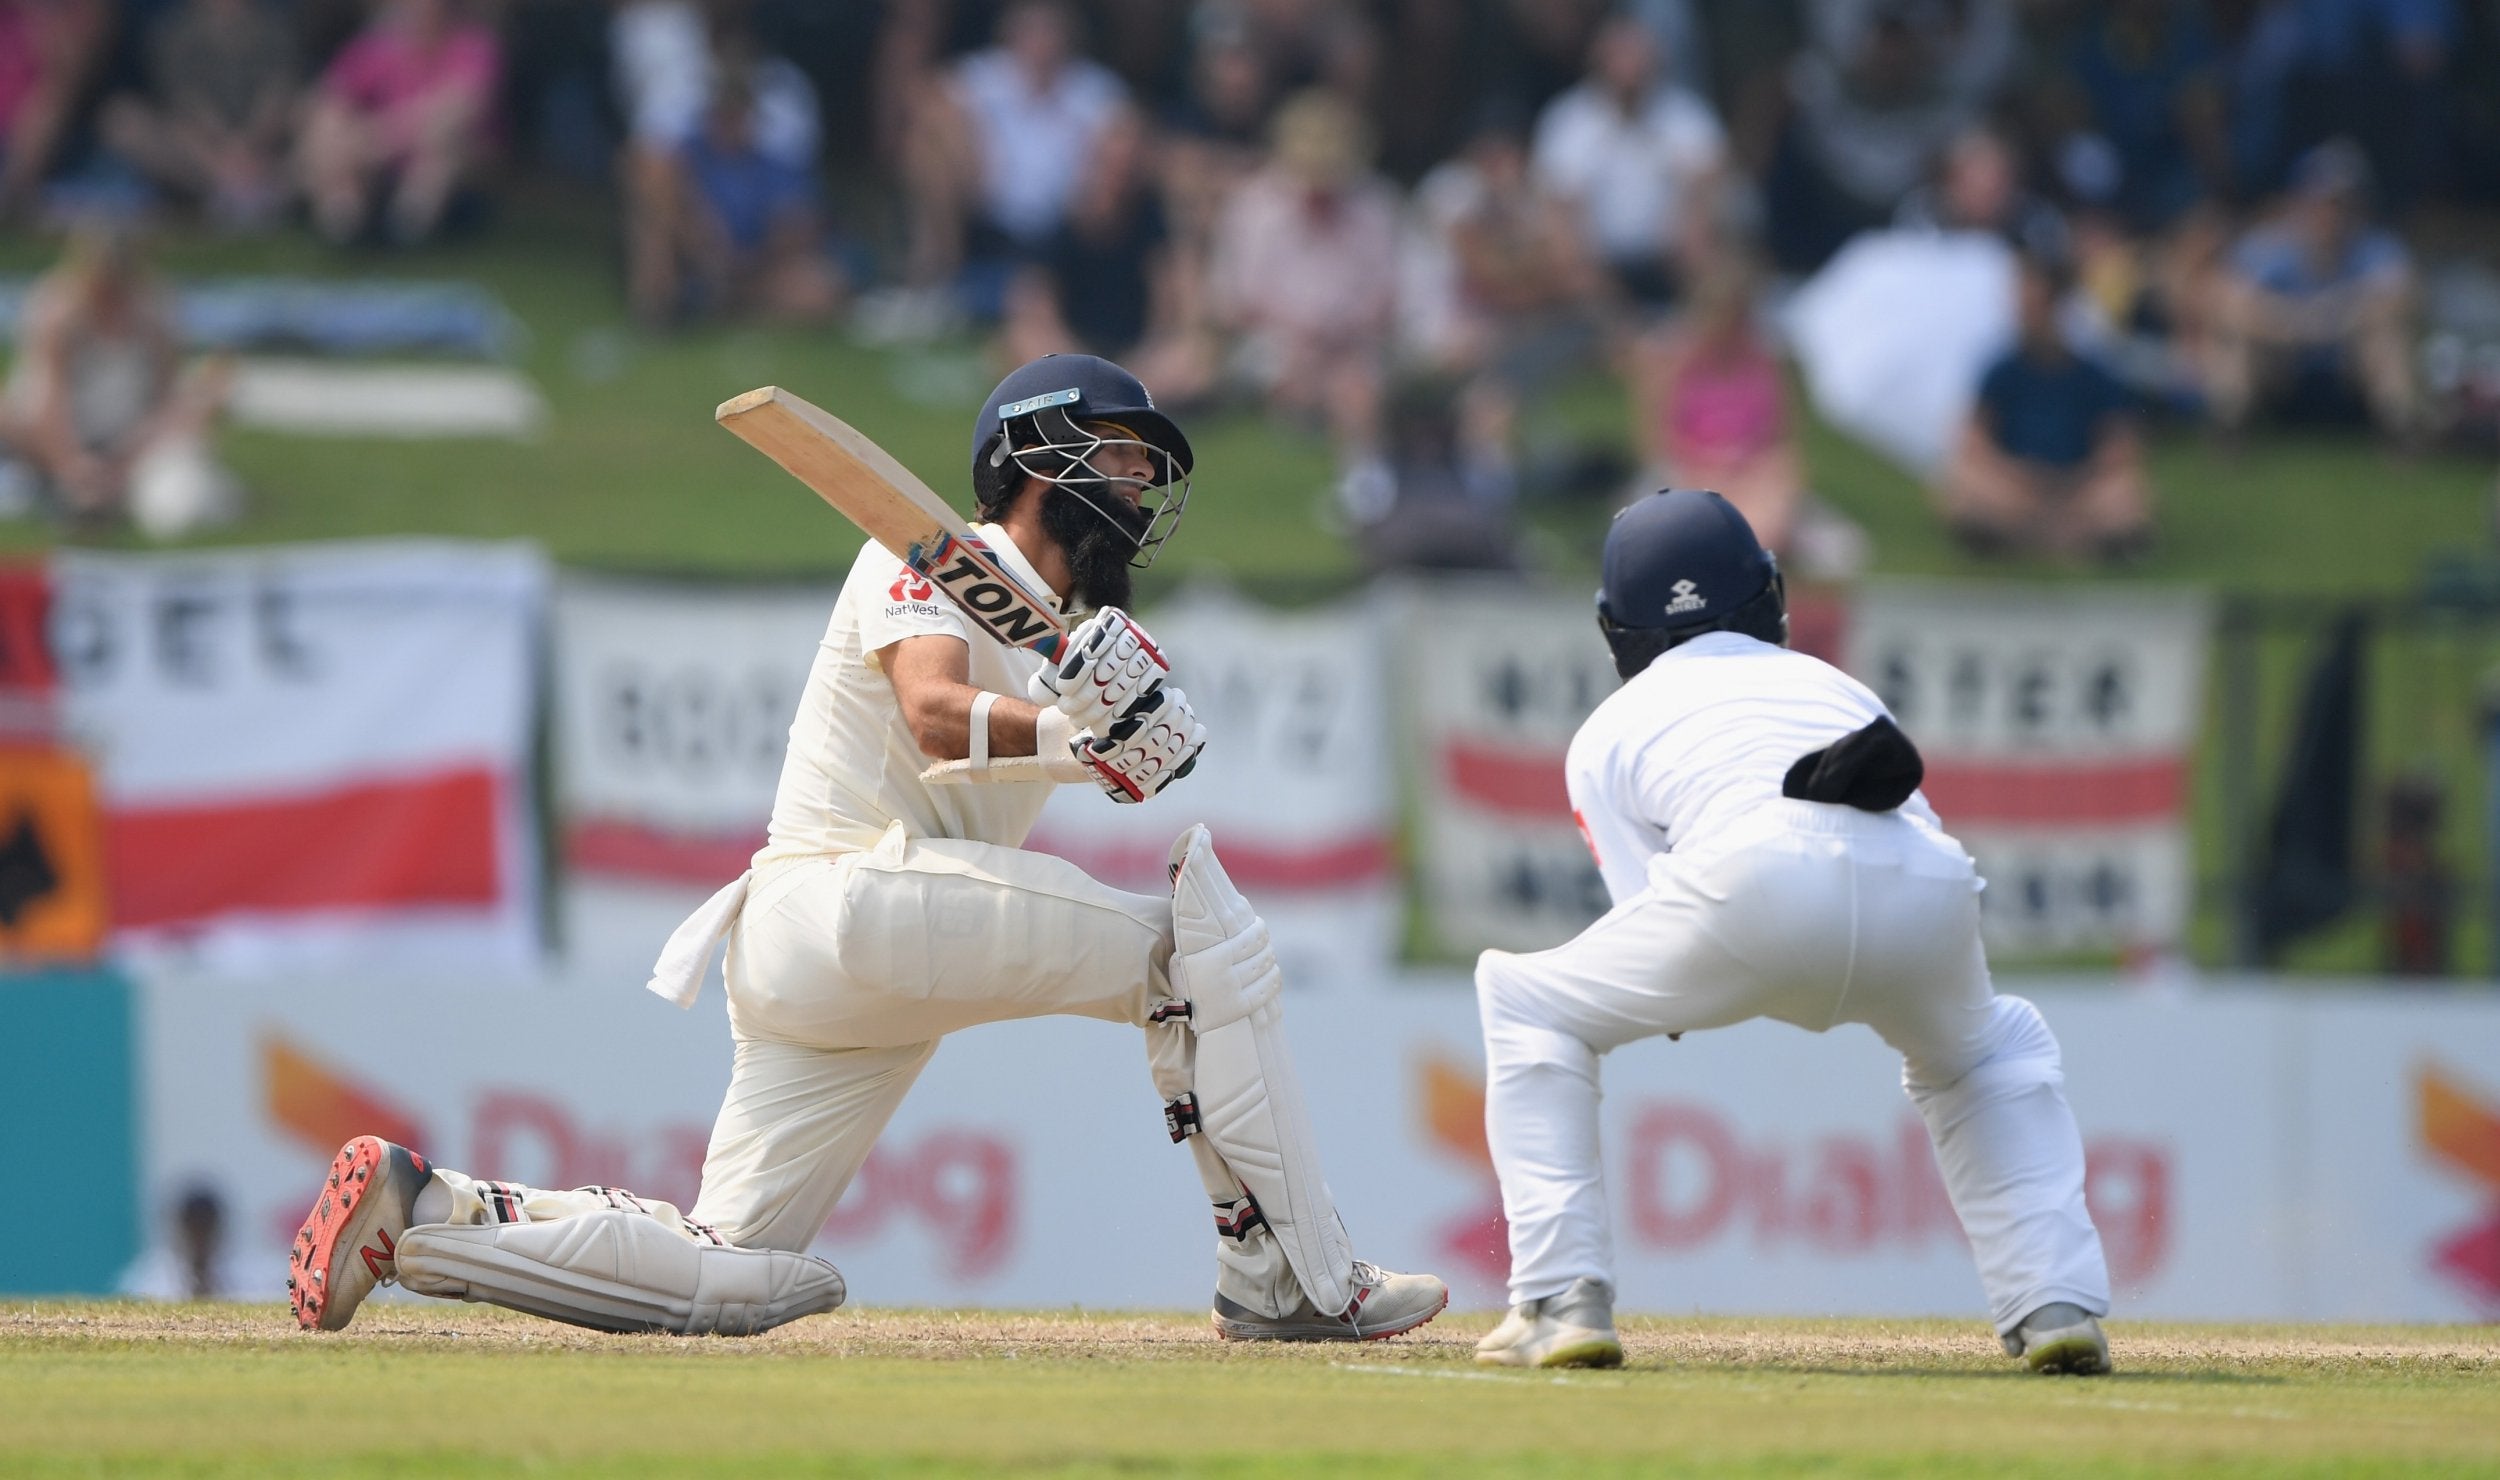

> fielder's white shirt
[755,525,1060,864]
[1565,631,1948,904]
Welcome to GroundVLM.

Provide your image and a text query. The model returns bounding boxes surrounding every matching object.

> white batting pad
[1167,825,1356,1315]
[396,1211,845,1336]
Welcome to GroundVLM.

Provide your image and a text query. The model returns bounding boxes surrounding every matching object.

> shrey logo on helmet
[1594,489,1787,680]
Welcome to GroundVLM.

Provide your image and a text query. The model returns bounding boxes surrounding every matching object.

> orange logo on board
[2419,1063,2500,1311]
[1418,1052,1509,1288]
[263,1036,428,1158]
[0,745,108,961]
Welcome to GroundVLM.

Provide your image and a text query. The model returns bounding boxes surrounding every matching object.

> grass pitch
[3,1303,2494,1478]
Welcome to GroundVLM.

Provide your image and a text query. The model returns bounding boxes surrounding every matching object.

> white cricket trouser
[1475,800,2110,1335]
[687,823,1176,1251]
[410,826,1177,1260]
[412,821,1345,1319]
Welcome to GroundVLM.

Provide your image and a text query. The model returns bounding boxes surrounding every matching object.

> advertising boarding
[126,958,2500,1325]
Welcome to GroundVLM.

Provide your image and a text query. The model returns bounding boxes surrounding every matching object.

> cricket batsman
[288,354,1448,1342]
[1471,489,2112,1373]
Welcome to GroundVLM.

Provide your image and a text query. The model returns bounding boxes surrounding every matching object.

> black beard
[1041,483,1147,611]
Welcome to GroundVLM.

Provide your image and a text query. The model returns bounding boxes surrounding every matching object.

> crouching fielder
[1473,489,2111,1374]
[287,354,1445,1341]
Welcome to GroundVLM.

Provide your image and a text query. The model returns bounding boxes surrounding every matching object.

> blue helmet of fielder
[971,354,1196,568]
[1595,488,1788,678]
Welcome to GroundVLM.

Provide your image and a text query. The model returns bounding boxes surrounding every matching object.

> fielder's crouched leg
[1149,824,1448,1341]
[1901,995,2112,1372]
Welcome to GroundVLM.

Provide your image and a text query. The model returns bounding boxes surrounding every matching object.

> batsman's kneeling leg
[395,1209,845,1336]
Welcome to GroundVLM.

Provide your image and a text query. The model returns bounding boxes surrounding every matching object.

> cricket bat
[715,385,1065,785]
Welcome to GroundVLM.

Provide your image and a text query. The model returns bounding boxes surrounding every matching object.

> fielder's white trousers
[1475,801,2111,1336]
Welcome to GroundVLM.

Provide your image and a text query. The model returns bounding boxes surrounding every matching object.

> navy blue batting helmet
[971,354,1196,567]
[1596,489,1786,676]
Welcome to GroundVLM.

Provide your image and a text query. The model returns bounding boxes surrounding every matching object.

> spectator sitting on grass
[1529,13,1724,312]
[1158,13,1271,261]
[900,0,1127,316]
[1403,101,1607,537]
[1894,126,2067,256]
[1937,246,2152,564]
[1628,255,1806,556]
[1208,88,1399,518]
[99,0,300,228]
[0,0,107,220]
[0,224,236,538]
[1760,0,2008,274]
[2203,140,2421,448]
[2048,0,2228,239]
[998,111,1210,405]
[613,2,824,325]
[1416,100,1606,387]
[297,0,501,247]
[647,65,843,326]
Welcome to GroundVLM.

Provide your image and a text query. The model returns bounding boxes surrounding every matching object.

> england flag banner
[46,541,547,970]
[1401,580,2211,960]
[1026,585,1401,981]
[1844,584,2212,956]
[1394,579,1618,955]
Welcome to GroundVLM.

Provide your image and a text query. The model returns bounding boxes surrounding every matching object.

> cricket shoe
[2003,1302,2112,1375]
[289,1136,434,1332]
[1474,1279,1623,1369]
[1211,1260,1449,1341]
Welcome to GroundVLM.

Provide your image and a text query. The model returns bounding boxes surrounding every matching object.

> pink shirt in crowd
[1663,339,1785,472]
[0,3,48,139]
[322,18,501,158]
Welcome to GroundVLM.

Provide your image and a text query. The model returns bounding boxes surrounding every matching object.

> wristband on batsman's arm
[921,701,1095,786]
[964,691,998,778]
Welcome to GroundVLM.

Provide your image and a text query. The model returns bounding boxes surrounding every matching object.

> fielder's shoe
[1211,1260,1449,1342]
[2004,1302,2112,1375]
[1475,1278,1623,1369]
[289,1136,434,1332]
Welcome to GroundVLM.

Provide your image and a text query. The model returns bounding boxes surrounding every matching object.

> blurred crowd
[4,0,2498,561]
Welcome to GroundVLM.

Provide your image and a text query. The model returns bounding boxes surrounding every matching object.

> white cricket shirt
[1564,631,1948,905]
[755,525,1061,864]
[1530,82,1725,267]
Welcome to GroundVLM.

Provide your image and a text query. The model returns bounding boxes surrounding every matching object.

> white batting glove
[1081,683,1207,803]
[1028,607,1171,738]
